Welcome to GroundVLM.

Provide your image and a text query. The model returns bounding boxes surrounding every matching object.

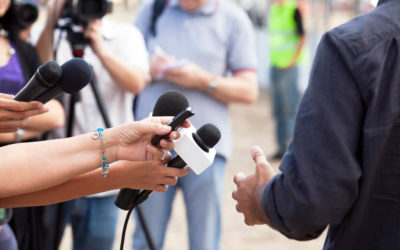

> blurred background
[29,0,377,249]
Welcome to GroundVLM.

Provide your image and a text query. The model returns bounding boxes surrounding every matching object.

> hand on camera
[84,19,105,56]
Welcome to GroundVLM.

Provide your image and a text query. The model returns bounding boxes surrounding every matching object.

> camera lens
[81,0,102,15]
[19,4,38,24]
[15,1,38,28]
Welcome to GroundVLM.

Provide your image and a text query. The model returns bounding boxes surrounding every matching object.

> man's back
[260,1,400,249]
[324,1,400,248]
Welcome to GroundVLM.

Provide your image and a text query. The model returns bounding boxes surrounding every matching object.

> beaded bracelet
[92,128,110,178]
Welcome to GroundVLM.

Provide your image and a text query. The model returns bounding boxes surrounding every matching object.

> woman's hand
[0,94,48,133]
[117,160,190,192]
[105,116,190,162]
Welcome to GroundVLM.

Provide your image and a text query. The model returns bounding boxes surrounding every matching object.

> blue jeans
[43,196,119,250]
[133,155,226,250]
[270,66,300,153]
[0,224,18,250]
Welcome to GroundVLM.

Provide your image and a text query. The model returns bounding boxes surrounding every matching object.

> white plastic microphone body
[173,125,216,175]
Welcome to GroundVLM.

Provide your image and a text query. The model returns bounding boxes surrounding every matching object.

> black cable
[120,206,134,250]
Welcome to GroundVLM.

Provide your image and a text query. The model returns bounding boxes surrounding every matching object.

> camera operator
[36,0,150,249]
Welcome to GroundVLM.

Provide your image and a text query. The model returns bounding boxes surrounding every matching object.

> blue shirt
[134,0,257,159]
[262,0,400,249]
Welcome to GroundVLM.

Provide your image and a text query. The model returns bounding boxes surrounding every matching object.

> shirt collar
[169,0,219,15]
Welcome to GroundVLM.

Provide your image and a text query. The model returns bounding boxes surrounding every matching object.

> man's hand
[232,145,277,226]
[0,94,48,133]
[163,62,211,89]
[84,19,105,56]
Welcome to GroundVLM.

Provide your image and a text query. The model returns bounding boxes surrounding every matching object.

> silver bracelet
[15,128,25,143]
[92,128,110,178]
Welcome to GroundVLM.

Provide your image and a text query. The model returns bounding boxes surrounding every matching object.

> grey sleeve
[227,10,258,72]
[261,33,364,240]
[134,0,154,38]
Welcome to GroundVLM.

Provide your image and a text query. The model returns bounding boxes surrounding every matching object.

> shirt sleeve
[294,8,305,36]
[261,33,364,240]
[227,9,258,72]
[134,0,155,42]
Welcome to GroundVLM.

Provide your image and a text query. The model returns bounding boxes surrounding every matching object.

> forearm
[290,36,305,66]
[0,132,111,198]
[209,72,258,104]
[36,22,55,62]
[0,129,44,143]
[97,50,147,94]
[194,71,258,104]
[0,168,118,207]
[23,100,64,131]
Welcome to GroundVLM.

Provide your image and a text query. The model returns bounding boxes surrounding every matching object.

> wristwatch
[15,128,25,143]
[205,77,218,94]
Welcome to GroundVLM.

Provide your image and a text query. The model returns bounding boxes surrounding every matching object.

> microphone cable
[120,205,156,250]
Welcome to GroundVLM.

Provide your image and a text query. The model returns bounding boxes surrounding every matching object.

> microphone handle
[167,155,187,168]
[114,188,141,210]
[115,108,193,210]
[14,74,49,101]
[130,156,188,209]
[34,86,64,104]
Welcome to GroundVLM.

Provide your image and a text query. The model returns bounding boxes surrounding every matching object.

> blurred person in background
[268,0,305,160]
[35,0,149,249]
[0,0,65,249]
[233,0,400,249]
[132,0,258,249]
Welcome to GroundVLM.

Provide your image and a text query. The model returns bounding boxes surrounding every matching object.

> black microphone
[114,90,194,211]
[34,58,93,103]
[14,60,62,101]
[131,123,221,208]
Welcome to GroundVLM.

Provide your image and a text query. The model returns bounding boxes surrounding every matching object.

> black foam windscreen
[197,123,221,148]
[58,58,93,93]
[152,90,189,116]
[38,61,62,86]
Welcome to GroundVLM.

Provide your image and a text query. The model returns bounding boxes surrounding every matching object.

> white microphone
[170,124,220,174]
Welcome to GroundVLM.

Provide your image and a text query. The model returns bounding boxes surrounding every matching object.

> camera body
[59,0,113,57]
[13,0,39,29]
[61,0,112,25]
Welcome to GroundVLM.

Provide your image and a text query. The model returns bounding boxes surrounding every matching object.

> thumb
[250,146,274,184]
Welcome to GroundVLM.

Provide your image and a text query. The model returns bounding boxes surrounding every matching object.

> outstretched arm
[0,117,186,198]
[0,160,190,208]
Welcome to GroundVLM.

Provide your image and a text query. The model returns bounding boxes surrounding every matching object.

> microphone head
[38,60,62,86]
[59,58,93,93]
[153,90,189,116]
[197,123,221,148]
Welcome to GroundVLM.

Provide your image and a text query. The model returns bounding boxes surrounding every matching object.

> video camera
[13,0,39,29]
[61,0,112,25]
[58,0,113,57]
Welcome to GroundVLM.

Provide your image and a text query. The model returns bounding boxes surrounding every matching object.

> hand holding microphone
[114,90,194,210]
[131,123,221,208]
